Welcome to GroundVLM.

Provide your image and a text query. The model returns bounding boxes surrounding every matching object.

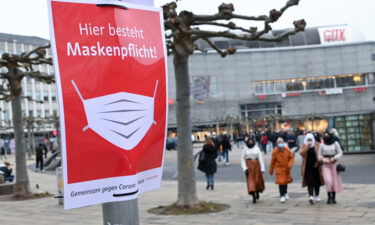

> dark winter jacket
[220,138,231,151]
[36,144,47,159]
[198,144,218,175]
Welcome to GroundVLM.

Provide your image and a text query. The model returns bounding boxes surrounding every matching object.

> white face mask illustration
[71,80,158,150]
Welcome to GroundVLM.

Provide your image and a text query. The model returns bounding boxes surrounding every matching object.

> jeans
[222,149,230,163]
[5,175,14,182]
[205,173,214,185]
[261,144,267,154]
[279,185,288,197]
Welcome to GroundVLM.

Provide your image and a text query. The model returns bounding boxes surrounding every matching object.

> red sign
[49,0,167,209]
[324,28,346,42]
[258,95,267,100]
[354,87,367,92]
[286,92,301,97]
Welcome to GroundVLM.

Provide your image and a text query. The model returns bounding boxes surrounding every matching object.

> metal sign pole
[102,198,140,225]
[99,1,152,223]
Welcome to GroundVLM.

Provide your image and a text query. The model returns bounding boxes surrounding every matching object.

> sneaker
[309,196,315,205]
[314,196,321,202]
[280,196,286,203]
[285,193,290,200]
[224,162,230,166]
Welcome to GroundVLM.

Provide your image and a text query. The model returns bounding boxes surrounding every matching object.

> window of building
[336,74,366,87]
[214,41,229,49]
[45,110,50,117]
[334,113,374,152]
[305,78,335,90]
[28,110,33,117]
[35,91,42,101]
[372,53,375,61]
[37,110,42,118]
[253,73,372,95]
[258,41,276,48]
[3,110,9,120]
[244,41,259,49]
[51,92,57,102]
[240,103,282,120]
[43,90,49,101]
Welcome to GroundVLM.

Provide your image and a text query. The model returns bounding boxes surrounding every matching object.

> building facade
[0,33,58,132]
[167,25,375,153]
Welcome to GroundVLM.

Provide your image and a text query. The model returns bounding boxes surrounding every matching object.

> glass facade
[240,103,282,120]
[333,113,374,152]
[253,73,373,95]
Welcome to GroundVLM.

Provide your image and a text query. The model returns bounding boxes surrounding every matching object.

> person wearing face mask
[269,137,294,203]
[299,133,325,204]
[318,131,343,204]
[241,138,265,203]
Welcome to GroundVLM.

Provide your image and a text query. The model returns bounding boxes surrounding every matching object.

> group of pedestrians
[198,129,344,205]
[243,130,343,205]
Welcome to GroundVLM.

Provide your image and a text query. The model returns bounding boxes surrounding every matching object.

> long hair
[204,138,215,148]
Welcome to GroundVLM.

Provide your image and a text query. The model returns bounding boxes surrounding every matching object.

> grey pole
[102,198,140,225]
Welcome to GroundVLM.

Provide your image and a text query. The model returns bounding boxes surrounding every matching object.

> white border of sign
[47,0,168,210]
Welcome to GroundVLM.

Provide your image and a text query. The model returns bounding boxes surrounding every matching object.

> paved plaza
[1,148,375,225]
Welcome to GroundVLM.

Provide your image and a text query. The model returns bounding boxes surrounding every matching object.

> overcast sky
[0,0,374,40]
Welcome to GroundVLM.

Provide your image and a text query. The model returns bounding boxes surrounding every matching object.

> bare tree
[0,45,54,196]
[162,0,306,207]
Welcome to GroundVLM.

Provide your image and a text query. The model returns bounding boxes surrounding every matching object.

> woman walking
[269,137,294,203]
[241,138,265,203]
[299,133,324,204]
[198,138,218,190]
[318,132,343,204]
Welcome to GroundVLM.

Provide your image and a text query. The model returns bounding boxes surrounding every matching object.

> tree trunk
[11,95,30,195]
[173,53,198,207]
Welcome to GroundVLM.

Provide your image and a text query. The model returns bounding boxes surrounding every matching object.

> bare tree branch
[199,37,236,57]
[25,71,55,84]
[21,44,51,60]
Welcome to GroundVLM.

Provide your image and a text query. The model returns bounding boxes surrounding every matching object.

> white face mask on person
[71,80,158,150]
[277,143,285,149]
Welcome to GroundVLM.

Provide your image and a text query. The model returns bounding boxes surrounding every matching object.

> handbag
[334,142,346,172]
[198,150,206,163]
[336,163,345,172]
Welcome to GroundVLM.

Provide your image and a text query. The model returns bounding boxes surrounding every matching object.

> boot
[332,192,337,204]
[327,192,332,204]
[255,191,260,200]
[210,184,214,190]
[206,183,210,190]
[251,192,256,204]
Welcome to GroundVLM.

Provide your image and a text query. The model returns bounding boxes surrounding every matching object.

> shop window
[336,74,365,87]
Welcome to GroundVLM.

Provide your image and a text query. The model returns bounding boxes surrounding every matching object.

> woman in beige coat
[299,133,325,204]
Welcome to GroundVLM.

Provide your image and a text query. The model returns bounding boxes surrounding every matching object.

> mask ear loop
[152,80,158,125]
[71,80,89,131]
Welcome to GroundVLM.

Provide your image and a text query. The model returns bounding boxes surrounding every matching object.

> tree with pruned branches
[162,0,306,207]
[0,45,54,196]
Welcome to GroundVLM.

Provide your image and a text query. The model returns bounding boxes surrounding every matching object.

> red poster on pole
[48,0,168,209]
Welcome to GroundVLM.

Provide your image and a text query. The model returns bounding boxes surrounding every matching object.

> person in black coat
[35,143,47,171]
[220,134,232,165]
[198,138,218,190]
